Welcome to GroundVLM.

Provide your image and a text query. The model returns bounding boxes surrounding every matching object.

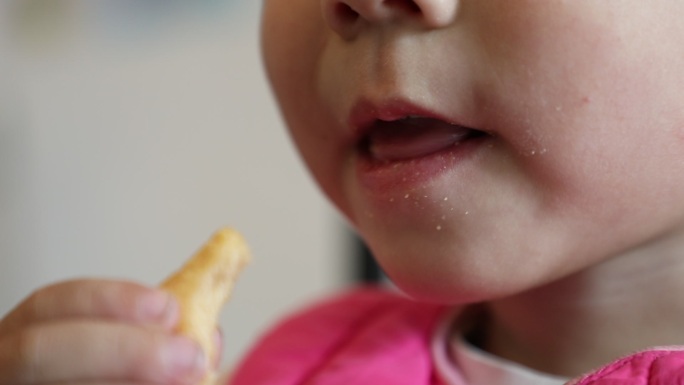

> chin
[363,227,579,305]
[382,260,548,305]
[364,241,497,305]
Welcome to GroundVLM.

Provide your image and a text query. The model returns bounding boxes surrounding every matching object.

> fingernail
[141,290,178,328]
[162,336,207,382]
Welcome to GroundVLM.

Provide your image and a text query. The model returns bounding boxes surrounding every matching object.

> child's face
[261,1,684,303]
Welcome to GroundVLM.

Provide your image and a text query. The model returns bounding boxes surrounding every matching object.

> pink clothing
[229,287,684,385]
[566,349,684,385]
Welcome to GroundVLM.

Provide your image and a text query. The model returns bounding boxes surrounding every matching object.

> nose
[322,0,459,39]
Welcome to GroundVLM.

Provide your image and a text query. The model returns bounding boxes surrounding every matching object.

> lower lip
[355,135,490,195]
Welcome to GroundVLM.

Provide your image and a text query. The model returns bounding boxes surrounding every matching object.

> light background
[0,0,352,369]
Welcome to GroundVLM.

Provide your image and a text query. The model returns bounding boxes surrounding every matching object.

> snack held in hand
[160,228,251,385]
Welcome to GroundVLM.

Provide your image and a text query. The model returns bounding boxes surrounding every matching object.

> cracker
[159,228,250,385]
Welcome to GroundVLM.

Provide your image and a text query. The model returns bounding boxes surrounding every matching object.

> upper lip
[348,96,470,143]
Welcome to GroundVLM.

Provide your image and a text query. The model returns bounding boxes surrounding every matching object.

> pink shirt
[229,286,684,385]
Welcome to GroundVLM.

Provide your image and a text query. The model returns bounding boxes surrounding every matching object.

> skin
[0,280,217,385]
[2,0,684,382]
[262,0,684,376]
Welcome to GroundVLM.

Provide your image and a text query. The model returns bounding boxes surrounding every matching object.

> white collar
[432,310,568,385]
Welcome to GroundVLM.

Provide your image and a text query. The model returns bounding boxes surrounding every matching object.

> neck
[480,232,684,377]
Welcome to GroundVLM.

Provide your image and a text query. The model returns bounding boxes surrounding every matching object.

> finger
[37,381,158,385]
[36,383,158,385]
[0,321,207,385]
[0,280,178,334]
[212,328,223,370]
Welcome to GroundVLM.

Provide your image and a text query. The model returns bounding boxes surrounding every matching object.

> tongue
[367,117,473,162]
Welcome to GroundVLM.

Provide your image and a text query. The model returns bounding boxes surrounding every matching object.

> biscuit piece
[160,228,250,385]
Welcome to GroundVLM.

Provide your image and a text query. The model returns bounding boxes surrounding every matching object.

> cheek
[261,2,353,215]
[477,2,684,216]
[261,1,326,95]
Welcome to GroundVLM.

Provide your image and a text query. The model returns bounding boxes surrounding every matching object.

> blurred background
[0,0,374,369]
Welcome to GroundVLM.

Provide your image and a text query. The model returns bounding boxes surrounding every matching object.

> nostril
[335,3,360,24]
[326,0,453,39]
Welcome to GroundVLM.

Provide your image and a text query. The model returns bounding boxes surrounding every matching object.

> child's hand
[0,279,209,385]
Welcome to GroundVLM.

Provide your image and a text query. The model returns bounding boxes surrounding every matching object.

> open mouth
[358,116,487,163]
